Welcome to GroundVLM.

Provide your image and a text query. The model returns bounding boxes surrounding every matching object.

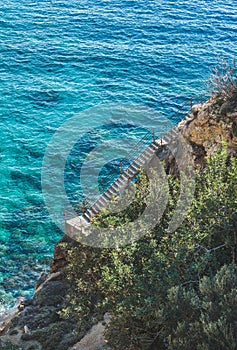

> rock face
[0,95,236,350]
[178,96,237,160]
[68,323,109,350]
[0,235,111,350]
[68,314,111,350]
[0,236,79,350]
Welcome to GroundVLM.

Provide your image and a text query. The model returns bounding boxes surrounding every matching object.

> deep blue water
[0,0,237,313]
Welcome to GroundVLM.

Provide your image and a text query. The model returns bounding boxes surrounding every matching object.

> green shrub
[62,147,237,349]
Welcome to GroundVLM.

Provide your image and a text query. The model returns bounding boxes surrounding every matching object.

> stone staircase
[65,127,178,234]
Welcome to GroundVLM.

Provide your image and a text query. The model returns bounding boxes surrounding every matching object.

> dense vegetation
[61,145,237,349]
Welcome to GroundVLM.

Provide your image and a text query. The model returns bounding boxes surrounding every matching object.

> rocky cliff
[179,96,237,158]
[0,234,111,350]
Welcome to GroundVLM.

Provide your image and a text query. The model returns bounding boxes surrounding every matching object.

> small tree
[208,58,237,101]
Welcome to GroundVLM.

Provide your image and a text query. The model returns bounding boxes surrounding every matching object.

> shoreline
[0,304,19,335]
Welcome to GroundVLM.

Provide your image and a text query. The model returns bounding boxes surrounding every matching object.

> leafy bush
[61,147,237,349]
[0,341,20,350]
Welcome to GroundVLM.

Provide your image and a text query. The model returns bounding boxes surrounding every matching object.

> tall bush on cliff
[62,147,237,349]
[208,58,237,101]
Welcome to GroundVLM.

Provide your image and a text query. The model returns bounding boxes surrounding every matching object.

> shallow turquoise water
[0,0,237,312]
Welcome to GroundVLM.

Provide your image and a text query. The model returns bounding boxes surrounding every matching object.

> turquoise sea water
[0,0,237,313]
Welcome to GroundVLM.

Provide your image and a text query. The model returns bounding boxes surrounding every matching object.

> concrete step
[91,203,101,212]
[150,142,159,150]
[99,196,108,205]
[133,159,143,167]
[111,181,120,189]
[147,145,155,153]
[83,212,91,222]
[139,153,149,162]
[113,179,122,188]
[125,167,136,176]
[129,164,139,172]
[116,177,126,185]
[106,188,116,196]
[109,184,118,193]
[143,148,154,157]
[90,206,98,215]
[103,192,111,200]
[120,174,129,182]
[97,198,107,208]
[163,129,177,142]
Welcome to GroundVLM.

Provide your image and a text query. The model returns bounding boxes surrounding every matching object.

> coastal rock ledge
[0,95,236,350]
[0,236,110,350]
